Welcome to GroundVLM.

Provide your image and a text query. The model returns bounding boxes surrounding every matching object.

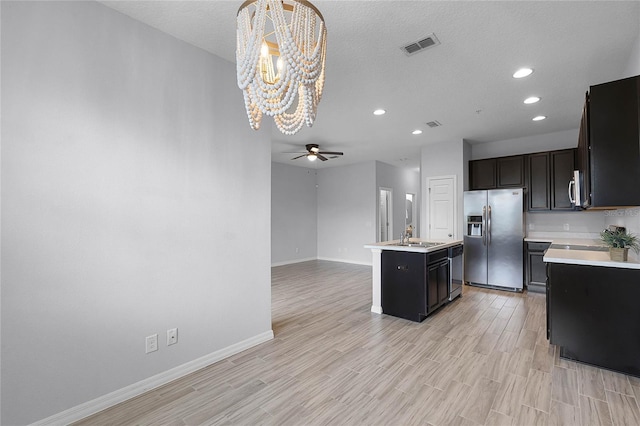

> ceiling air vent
[426,120,442,128]
[401,33,440,56]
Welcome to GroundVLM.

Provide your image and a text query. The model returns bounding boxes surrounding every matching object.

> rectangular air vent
[426,120,442,128]
[401,33,440,56]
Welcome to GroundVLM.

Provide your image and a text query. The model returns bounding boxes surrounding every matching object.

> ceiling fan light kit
[236,0,327,135]
[290,144,343,162]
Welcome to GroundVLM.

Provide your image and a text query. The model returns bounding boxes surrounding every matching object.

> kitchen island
[544,245,640,377]
[364,239,463,321]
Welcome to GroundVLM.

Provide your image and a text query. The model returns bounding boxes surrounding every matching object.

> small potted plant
[600,228,640,261]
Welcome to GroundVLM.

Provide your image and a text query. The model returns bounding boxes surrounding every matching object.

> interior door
[379,188,392,242]
[428,176,455,240]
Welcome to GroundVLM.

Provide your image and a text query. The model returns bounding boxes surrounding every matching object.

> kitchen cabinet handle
[487,205,492,246]
[397,265,408,271]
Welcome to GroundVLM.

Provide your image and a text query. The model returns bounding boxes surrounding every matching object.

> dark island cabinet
[525,241,550,293]
[548,262,640,377]
[470,155,525,190]
[381,249,449,322]
[427,258,450,312]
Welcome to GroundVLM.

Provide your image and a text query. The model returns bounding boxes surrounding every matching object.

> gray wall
[317,161,376,265]
[1,2,272,424]
[271,163,318,265]
[375,161,420,240]
[420,139,469,240]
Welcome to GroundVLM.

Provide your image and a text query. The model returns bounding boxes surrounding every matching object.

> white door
[379,188,392,242]
[427,176,456,240]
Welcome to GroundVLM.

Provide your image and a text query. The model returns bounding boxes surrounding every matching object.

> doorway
[379,188,392,242]
[405,193,416,237]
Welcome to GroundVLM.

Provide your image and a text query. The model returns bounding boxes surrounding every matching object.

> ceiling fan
[291,144,344,162]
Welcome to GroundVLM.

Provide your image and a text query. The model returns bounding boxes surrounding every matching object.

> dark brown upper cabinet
[550,150,576,210]
[469,155,524,190]
[527,153,550,211]
[586,75,640,208]
[497,156,526,188]
[527,149,576,212]
[469,158,496,190]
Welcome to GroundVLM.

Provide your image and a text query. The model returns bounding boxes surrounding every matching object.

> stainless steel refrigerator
[463,188,524,291]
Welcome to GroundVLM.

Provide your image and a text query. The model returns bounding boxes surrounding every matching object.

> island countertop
[364,239,463,253]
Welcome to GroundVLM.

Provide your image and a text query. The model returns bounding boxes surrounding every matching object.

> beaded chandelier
[236,0,327,135]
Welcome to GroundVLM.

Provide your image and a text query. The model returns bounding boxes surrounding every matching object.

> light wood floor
[76,260,640,425]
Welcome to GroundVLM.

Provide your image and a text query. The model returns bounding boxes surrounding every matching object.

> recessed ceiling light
[373,109,386,116]
[412,129,423,135]
[513,68,533,78]
[532,115,546,121]
[524,96,541,104]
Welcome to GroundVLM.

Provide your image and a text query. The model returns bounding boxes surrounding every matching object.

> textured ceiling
[100,1,640,169]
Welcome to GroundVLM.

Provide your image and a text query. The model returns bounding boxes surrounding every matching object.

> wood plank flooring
[75,260,640,425]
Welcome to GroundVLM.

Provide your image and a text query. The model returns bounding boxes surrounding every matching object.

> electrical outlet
[295,247,299,253]
[563,223,570,231]
[145,334,158,354]
[167,328,178,346]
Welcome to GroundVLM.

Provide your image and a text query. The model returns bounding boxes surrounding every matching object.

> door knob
[448,233,452,237]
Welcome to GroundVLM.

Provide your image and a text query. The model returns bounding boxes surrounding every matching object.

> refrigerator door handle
[482,206,487,246]
[568,179,575,204]
[487,205,492,245]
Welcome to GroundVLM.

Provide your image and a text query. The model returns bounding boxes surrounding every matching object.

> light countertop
[364,239,463,253]
[527,235,640,269]
[544,245,640,270]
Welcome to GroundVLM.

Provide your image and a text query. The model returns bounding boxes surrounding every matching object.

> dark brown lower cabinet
[526,242,551,293]
[547,262,640,377]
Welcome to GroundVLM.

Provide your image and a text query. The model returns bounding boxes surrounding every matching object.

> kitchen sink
[397,241,442,248]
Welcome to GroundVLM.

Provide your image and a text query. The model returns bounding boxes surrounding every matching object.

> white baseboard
[371,305,383,314]
[31,330,274,426]
[317,257,372,266]
[271,257,317,267]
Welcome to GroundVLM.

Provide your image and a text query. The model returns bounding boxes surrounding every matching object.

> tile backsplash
[604,207,640,236]
[526,208,640,240]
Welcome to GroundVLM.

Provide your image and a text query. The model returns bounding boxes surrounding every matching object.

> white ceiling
[100,0,640,170]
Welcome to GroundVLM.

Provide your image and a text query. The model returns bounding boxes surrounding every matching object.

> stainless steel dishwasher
[449,244,463,301]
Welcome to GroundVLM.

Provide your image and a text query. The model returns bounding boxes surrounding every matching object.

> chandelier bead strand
[236,0,326,135]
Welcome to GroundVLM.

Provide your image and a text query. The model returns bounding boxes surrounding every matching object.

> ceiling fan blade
[318,151,343,156]
[291,154,308,160]
[317,154,328,161]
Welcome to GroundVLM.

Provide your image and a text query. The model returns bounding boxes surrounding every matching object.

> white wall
[421,139,468,240]
[1,2,272,425]
[317,161,376,265]
[271,163,317,265]
[375,161,420,240]
[471,129,578,160]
